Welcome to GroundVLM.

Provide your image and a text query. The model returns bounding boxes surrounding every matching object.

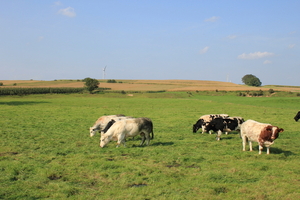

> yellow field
[1,79,300,92]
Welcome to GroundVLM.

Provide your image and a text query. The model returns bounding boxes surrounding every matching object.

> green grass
[1,93,300,199]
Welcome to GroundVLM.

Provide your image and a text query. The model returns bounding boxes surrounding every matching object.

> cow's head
[271,126,284,140]
[261,125,284,141]
[294,111,300,122]
[100,133,110,148]
[193,119,204,133]
[90,127,98,137]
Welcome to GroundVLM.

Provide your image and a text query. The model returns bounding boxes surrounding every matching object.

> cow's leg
[145,132,150,146]
[249,141,253,151]
[266,147,270,154]
[117,133,126,148]
[242,136,246,151]
[201,126,205,134]
[140,132,146,146]
[216,130,222,141]
[258,145,263,154]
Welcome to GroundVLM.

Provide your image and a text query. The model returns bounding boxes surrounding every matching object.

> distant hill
[1,79,300,92]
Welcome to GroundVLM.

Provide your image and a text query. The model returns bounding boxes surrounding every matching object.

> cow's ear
[265,125,273,132]
[279,128,284,132]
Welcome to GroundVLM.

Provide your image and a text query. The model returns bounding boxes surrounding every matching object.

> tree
[83,77,100,93]
[242,74,262,87]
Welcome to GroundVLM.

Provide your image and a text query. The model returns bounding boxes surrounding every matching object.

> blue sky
[1,1,299,85]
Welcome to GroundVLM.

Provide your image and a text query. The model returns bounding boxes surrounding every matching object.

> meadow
[1,92,300,199]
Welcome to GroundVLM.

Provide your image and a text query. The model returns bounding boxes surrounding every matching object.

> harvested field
[1,79,300,92]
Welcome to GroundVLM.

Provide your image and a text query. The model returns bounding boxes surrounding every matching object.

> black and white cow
[205,117,240,140]
[193,114,229,134]
[294,111,300,122]
[225,116,244,134]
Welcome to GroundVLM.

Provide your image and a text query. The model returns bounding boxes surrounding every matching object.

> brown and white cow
[240,120,284,154]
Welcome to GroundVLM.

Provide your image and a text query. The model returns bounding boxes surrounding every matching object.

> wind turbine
[103,66,107,79]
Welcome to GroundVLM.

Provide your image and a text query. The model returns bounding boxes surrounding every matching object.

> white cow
[240,120,284,154]
[100,118,154,148]
[89,115,130,137]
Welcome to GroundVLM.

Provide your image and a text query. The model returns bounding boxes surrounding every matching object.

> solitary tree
[83,77,100,93]
[242,74,262,87]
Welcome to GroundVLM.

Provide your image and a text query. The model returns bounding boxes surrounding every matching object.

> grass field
[1,92,300,199]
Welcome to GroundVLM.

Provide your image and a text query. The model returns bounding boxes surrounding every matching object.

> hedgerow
[0,87,85,95]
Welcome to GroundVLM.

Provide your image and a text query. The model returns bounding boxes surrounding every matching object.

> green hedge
[0,87,85,95]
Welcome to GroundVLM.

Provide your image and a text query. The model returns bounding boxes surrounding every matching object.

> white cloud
[54,1,62,6]
[288,44,295,49]
[263,60,272,64]
[204,16,220,22]
[237,51,274,59]
[227,35,237,39]
[58,7,76,17]
[199,46,209,54]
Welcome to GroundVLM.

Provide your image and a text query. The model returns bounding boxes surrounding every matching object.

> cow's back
[241,120,270,142]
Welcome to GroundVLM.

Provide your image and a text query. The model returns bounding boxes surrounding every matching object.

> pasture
[1,92,300,199]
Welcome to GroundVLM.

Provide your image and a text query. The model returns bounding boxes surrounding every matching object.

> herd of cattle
[88,111,300,154]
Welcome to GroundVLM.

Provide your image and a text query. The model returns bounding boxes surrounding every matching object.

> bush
[107,79,117,83]
[0,82,3,86]
[268,89,275,94]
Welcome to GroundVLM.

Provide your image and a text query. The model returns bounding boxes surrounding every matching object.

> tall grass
[0,93,300,199]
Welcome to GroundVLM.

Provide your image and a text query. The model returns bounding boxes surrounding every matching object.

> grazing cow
[89,115,130,137]
[193,114,229,134]
[240,120,284,154]
[294,111,300,122]
[100,118,154,148]
[225,116,244,134]
[205,117,240,140]
[101,119,116,133]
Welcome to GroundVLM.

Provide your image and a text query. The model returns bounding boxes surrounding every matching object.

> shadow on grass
[269,147,294,156]
[151,142,174,146]
[131,142,174,148]
[251,146,294,156]
[0,101,50,106]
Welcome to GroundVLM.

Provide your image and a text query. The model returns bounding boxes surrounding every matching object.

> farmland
[1,81,300,199]
[2,79,300,92]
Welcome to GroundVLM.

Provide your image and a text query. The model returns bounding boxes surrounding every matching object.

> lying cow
[89,114,130,137]
[205,117,240,140]
[294,111,300,122]
[240,120,284,154]
[100,117,154,148]
[193,114,229,134]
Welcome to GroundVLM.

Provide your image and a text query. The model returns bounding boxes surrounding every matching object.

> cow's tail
[151,130,154,140]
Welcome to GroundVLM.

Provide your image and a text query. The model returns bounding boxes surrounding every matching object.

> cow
[294,111,300,122]
[240,120,284,154]
[205,117,240,140]
[225,116,244,134]
[100,118,154,148]
[89,114,131,137]
[193,114,229,134]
